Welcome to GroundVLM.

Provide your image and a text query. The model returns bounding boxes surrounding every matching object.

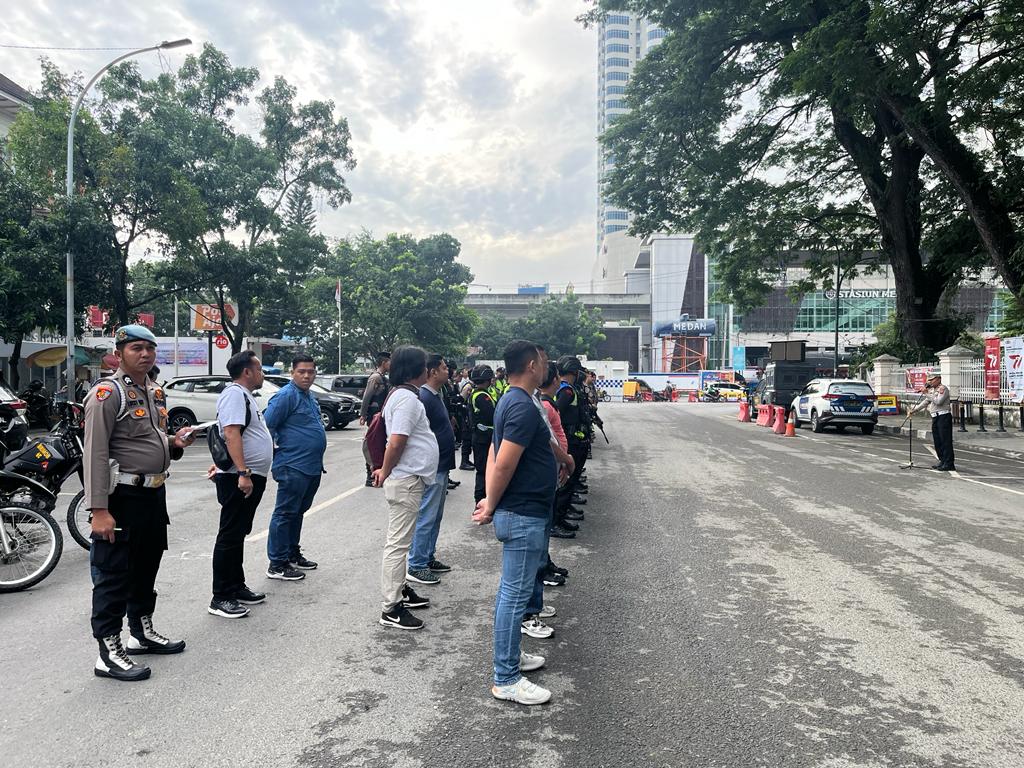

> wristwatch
[239,468,253,478]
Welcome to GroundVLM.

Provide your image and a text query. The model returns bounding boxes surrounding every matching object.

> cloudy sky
[1,0,600,292]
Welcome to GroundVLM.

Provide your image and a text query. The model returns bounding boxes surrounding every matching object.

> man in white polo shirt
[371,345,439,630]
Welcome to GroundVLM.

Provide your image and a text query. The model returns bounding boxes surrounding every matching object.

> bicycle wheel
[0,503,64,593]
[66,490,92,550]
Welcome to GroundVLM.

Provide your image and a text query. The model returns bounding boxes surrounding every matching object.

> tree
[326,232,476,361]
[586,1,994,354]
[471,295,606,360]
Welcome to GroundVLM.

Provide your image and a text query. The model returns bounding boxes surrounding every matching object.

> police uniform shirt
[84,369,178,510]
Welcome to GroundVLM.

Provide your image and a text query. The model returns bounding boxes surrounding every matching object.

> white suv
[790,378,878,435]
[162,376,282,432]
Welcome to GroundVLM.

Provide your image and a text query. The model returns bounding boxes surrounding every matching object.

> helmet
[470,364,494,384]
[557,356,582,375]
[28,380,44,391]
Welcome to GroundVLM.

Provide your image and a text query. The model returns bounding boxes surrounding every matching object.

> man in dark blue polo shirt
[473,340,557,706]
[264,354,327,581]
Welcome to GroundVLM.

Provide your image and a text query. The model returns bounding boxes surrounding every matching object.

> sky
[0,0,600,293]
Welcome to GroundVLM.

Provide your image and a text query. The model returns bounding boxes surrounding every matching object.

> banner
[875,395,899,415]
[905,367,931,393]
[1004,336,1024,403]
[87,306,110,329]
[156,340,208,367]
[191,303,237,332]
[984,337,1002,401]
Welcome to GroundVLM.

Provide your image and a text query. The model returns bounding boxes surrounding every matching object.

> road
[2,403,1023,768]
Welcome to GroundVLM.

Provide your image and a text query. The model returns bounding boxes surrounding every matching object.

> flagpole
[336,278,342,375]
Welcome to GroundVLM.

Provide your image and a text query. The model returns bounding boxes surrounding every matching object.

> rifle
[593,415,610,444]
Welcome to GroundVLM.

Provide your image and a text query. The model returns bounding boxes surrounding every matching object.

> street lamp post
[65,38,191,380]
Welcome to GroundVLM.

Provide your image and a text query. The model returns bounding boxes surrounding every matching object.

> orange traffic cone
[784,409,796,437]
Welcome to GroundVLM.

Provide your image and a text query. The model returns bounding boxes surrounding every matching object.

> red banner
[905,367,930,393]
[137,313,155,328]
[87,306,110,329]
[984,338,1002,401]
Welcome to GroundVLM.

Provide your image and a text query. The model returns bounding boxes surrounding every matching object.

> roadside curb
[875,423,1024,462]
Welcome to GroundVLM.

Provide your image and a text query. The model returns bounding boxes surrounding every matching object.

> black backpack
[208,385,252,471]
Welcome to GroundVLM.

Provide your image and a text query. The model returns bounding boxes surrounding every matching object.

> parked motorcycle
[19,380,54,430]
[1,399,90,554]
[0,402,69,592]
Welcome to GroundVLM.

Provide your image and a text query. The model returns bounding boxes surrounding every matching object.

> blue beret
[115,324,158,345]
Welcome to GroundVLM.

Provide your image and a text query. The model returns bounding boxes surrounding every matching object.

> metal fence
[957,358,1014,404]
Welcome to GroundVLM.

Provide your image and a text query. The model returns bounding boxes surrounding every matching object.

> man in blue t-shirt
[473,340,558,706]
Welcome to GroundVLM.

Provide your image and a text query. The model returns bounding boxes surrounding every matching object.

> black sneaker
[208,598,250,619]
[459,461,475,471]
[402,585,430,609]
[447,479,461,489]
[427,558,452,573]
[235,586,267,605]
[542,571,566,587]
[571,495,587,505]
[95,635,151,681]
[548,563,569,578]
[291,551,318,570]
[560,520,580,532]
[380,604,424,630]
[267,564,305,581]
[550,525,576,539]
[565,510,585,521]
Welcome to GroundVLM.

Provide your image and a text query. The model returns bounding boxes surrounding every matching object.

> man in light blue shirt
[264,354,327,581]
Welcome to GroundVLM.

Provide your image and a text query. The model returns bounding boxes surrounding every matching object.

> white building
[593,12,667,292]
[0,73,33,147]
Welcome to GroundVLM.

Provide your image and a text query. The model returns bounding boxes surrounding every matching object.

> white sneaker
[521,616,554,639]
[491,675,551,705]
[520,650,546,672]
[538,605,556,619]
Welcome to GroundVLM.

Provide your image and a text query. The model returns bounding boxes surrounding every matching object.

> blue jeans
[524,520,551,617]
[267,466,322,567]
[407,470,448,571]
[492,511,548,686]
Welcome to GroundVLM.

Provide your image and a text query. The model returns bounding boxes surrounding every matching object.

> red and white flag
[334,279,342,310]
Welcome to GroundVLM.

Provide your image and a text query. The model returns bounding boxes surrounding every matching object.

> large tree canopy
[588,0,1017,353]
[472,295,606,360]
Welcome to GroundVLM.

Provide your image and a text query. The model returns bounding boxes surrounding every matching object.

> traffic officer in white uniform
[84,324,196,681]
[910,372,956,471]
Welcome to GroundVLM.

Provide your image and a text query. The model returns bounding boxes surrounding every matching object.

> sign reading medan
[823,288,897,300]
[654,317,718,338]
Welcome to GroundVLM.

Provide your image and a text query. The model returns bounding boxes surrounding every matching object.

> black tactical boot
[95,634,151,681]
[127,615,186,655]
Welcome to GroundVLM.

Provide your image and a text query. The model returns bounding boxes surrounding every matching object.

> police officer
[85,325,196,681]
[910,372,956,471]
[489,366,509,401]
[553,356,588,538]
[468,365,496,504]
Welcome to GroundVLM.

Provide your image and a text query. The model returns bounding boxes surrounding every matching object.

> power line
[0,43,147,51]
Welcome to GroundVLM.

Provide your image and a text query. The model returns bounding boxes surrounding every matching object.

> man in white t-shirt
[209,351,275,620]
[372,345,439,631]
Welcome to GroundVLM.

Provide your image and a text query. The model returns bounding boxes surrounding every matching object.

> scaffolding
[660,336,708,372]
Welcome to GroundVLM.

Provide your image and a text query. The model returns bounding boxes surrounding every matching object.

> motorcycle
[1,400,90,552]
[0,402,69,592]
[19,381,54,430]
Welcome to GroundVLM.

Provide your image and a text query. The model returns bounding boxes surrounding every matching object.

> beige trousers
[381,474,426,612]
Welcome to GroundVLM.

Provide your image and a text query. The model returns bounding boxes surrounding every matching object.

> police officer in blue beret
[84,325,196,681]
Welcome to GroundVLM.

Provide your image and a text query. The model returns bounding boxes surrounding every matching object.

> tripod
[899,392,928,470]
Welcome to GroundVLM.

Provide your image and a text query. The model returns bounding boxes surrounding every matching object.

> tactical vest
[470,390,494,433]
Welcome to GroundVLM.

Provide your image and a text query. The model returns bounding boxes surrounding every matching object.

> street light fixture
[64,38,192,381]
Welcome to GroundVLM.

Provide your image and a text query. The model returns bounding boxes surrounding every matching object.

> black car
[314,373,371,398]
[264,376,359,430]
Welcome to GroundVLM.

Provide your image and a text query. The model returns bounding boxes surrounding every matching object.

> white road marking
[245,484,364,543]
[950,472,1024,497]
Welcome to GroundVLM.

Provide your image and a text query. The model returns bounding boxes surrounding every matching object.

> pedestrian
[473,340,557,705]
[84,324,197,681]
[208,350,274,619]
[536,360,574,589]
[264,354,326,581]
[468,365,497,504]
[910,372,956,471]
[360,352,392,486]
[373,345,439,630]
[406,354,456,586]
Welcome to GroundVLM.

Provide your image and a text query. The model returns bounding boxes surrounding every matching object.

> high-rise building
[593,12,666,292]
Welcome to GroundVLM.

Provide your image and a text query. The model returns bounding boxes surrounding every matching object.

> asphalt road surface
[2,404,1023,768]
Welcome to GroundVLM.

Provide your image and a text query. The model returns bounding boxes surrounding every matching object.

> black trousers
[554,442,588,526]
[472,439,490,502]
[90,485,170,639]
[212,473,268,600]
[931,412,955,468]
[461,419,474,463]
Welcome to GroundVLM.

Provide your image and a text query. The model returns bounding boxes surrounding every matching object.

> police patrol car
[790,378,878,435]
